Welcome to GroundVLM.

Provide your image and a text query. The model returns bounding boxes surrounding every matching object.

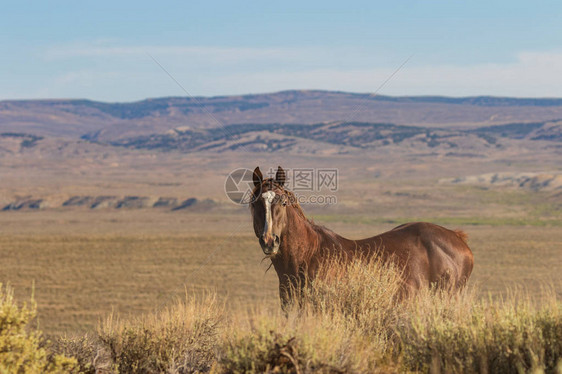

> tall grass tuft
[220,307,386,373]
[303,256,404,342]
[48,334,111,373]
[219,257,404,373]
[98,292,223,373]
[4,256,562,373]
[398,288,562,373]
[219,257,562,373]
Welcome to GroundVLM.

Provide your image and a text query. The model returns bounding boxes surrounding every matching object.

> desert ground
[1,93,561,372]
[0,147,560,335]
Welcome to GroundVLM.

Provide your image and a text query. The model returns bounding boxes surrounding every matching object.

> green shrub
[0,284,78,373]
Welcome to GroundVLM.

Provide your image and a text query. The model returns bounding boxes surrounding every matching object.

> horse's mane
[251,179,311,224]
[285,189,309,223]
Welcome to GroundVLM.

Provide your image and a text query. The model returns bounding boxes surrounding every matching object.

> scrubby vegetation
[98,293,222,373]
[4,259,562,373]
[220,259,562,373]
[0,284,77,373]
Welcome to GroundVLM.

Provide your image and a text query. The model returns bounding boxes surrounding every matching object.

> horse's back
[363,222,473,289]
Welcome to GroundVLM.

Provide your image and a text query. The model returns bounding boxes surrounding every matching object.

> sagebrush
[7,258,562,373]
[0,284,78,373]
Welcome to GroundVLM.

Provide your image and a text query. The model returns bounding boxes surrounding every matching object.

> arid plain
[1,91,561,335]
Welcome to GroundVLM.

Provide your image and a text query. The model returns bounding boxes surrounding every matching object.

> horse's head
[250,166,291,256]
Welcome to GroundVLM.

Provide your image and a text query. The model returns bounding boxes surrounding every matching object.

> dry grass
[2,89,561,372]
[37,257,560,373]
[98,293,223,373]
[0,151,560,371]
[215,258,562,373]
[2,224,561,372]
[0,211,561,336]
[398,288,562,373]
[0,223,279,334]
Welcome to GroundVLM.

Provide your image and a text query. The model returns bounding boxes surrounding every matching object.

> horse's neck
[273,206,320,274]
[273,206,358,273]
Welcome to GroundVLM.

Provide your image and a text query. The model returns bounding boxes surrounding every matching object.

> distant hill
[3,90,562,143]
[80,120,559,154]
[1,90,561,213]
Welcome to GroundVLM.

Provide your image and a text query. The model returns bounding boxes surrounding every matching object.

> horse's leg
[279,274,306,313]
[279,282,291,313]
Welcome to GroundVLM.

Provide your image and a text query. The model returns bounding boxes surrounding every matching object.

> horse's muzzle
[259,234,280,256]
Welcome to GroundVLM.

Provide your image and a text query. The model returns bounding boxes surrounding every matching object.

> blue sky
[1,1,562,101]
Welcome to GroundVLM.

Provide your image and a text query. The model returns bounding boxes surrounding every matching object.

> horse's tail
[454,229,469,245]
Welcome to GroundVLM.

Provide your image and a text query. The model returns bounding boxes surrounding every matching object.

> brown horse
[250,166,474,308]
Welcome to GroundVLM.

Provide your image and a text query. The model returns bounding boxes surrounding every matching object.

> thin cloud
[44,43,323,63]
[24,44,562,100]
[193,50,562,98]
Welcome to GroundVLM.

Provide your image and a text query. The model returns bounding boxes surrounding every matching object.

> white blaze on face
[262,191,275,239]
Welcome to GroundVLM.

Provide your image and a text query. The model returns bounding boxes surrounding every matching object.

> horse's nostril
[260,234,279,252]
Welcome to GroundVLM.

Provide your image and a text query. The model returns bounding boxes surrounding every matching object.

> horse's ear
[253,167,263,187]
[275,166,286,187]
